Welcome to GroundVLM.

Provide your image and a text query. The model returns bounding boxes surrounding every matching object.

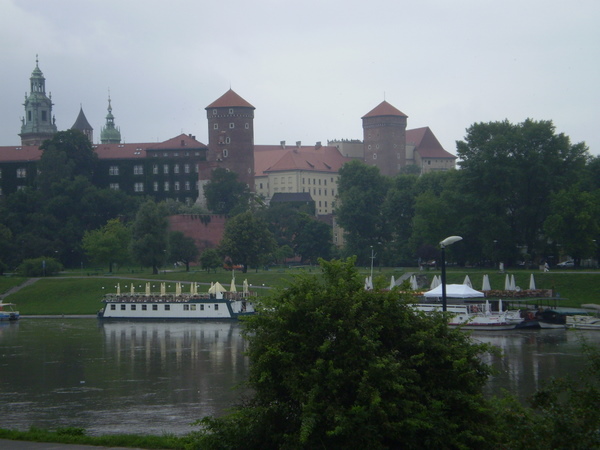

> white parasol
[482,274,491,291]
[529,274,536,290]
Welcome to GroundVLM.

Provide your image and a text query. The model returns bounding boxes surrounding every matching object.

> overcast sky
[2,0,599,156]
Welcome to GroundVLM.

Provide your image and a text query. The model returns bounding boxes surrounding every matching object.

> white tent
[389,275,396,290]
[529,274,536,290]
[430,275,440,290]
[510,274,516,291]
[423,284,485,298]
[410,275,419,290]
[463,275,472,288]
[504,274,511,290]
[482,274,491,291]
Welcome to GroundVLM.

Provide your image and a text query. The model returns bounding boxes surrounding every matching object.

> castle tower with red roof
[205,89,255,190]
[361,100,407,176]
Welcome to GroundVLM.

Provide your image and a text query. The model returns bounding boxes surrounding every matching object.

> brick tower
[361,100,407,176]
[205,89,255,190]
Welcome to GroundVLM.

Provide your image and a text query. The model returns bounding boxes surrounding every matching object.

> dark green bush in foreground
[16,256,63,277]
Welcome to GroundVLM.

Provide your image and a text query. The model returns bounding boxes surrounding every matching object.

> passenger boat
[97,280,255,320]
[565,304,600,330]
[0,302,19,321]
[414,302,520,331]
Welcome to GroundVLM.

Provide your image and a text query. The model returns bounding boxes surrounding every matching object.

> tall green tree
[219,211,276,272]
[129,200,169,274]
[336,161,390,263]
[203,168,250,215]
[192,258,496,448]
[82,219,130,272]
[168,231,199,272]
[456,119,589,264]
[293,214,332,263]
[199,248,222,273]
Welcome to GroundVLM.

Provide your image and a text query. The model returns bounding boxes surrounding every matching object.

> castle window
[16,168,26,178]
[185,181,190,190]
[195,181,199,190]
[184,164,190,173]
[42,111,47,121]
[153,164,158,174]
[109,166,119,176]
[174,182,180,191]
[134,183,144,192]
[245,123,249,129]
[223,149,229,158]
[153,182,158,192]
[164,182,170,191]
[213,124,218,130]
[229,108,234,114]
[0,169,2,178]
[195,164,199,173]
[133,165,143,175]
[174,164,180,174]
[163,164,169,174]
[109,183,119,190]
[373,153,377,160]
[229,123,235,129]
[225,137,231,144]
[213,109,217,115]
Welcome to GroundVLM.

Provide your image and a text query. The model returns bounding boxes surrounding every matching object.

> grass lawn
[3,265,599,315]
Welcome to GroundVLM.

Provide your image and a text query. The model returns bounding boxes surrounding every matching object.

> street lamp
[440,236,463,312]
[369,246,376,282]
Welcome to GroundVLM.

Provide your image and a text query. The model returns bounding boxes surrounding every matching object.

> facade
[71,107,94,143]
[19,57,57,146]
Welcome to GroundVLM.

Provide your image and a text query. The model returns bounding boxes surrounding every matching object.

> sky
[1,0,599,156]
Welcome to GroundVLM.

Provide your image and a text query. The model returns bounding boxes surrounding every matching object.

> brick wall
[168,214,227,254]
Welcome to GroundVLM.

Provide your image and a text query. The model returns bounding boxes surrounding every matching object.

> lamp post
[440,236,463,312]
[369,246,376,282]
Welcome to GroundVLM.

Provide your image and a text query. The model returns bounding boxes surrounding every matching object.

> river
[0,318,598,436]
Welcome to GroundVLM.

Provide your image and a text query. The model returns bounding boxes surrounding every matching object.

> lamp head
[440,235,463,248]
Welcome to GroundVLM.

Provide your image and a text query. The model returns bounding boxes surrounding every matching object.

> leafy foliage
[192,258,497,449]
[129,200,169,274]
[203,168,250,215]
[82,219,131,272]
[17,257,63,277]
[167,231,199,272]
[199,248,221,273]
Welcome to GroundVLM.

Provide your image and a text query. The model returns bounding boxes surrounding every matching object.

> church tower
[362,100,407,176]
[19,56,58,146]
[100,94,122,144]
[71,106,94,143]
[205,89,255,190]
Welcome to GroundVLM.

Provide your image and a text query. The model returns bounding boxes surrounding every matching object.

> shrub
[17,257,64,277]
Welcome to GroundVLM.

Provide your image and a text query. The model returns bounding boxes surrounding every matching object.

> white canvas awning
[423,284,485,298]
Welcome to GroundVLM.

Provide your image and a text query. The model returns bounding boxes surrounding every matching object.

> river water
[0,318,598,436]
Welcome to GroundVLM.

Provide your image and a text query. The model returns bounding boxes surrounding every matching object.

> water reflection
[1,319,598,436]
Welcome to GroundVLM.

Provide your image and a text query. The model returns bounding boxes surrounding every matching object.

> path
[0,277,40,301]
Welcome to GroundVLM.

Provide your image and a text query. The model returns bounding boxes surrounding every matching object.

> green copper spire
[19,55,58,146]
[100,91,122,144]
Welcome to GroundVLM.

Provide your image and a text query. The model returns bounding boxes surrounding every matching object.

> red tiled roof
[406,127,456,159]
[254,144,351,176]
[206,89,254,109]
[146,133,207,149]
[0,145,42,162]
[93,142,153,159]
[362,100,407,119]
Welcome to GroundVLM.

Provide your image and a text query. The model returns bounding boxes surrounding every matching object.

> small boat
[0,302,20,321]
[414,302,519,331]
[566,304,600,330]
[98,280,256,320]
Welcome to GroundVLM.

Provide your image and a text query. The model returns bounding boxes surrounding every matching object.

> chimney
[315,141,322,149]
[280,140,286,149]
[296,141,301,148]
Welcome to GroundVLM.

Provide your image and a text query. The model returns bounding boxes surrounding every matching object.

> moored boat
[414,302,519,330]
[0,302,19,321]
[98,280,256,320]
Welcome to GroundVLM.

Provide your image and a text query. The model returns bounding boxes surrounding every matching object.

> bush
[17,257,64,277]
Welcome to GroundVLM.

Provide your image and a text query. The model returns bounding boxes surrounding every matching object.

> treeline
[336,119,600,269]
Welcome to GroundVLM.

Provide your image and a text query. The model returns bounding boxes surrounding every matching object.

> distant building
[71,106,94,143]
[100,95,122,144]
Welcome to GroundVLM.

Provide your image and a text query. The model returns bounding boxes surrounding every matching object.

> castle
[1,59,456,212]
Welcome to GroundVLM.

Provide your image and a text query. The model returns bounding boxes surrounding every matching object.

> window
[195,164,199,173]
[133,165,143,175]
[153,182,158,192]
[223,149,229,157]
[0,169,2,178]
[184,305,190,311]
[164,182,170,191]
[110,304,116,310]
[142,305,147,311]
[109,183,119,190]
[164,305,170,311]
[109,166,119,176]
[245,123,249,129]
[174,164,180,174]
[174,182,180,191]
[152,305,158,311]
[42,111,47,121]
[213,123,218,130]
[163,164,169,174]
[195,181,199,190]
[191,304,196,310]
[153,164,158,174]
[229,123,234,129]
[373,153,377,160]
[120,304,126,310]
[185,181,190,191]
[16,168,26,178]
[214,304,219,310]
[229,108,234,114]
[131,305,136,311]
[200,304,204,311]
[212,109,217,115]
[184,164,190,173]
[134,182,144,192]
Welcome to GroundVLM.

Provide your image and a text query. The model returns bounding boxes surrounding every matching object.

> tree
[293,214,332,263]
[38,129,98,190]
[82,219,130,272]
[219,211,276,272]
[192,258,497,449]
[336,161,391,263]
[203,168,250,215]
[456,119,589,264]
[129,200,169,274]
[199,248,222,273]
[168,231,199,272]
